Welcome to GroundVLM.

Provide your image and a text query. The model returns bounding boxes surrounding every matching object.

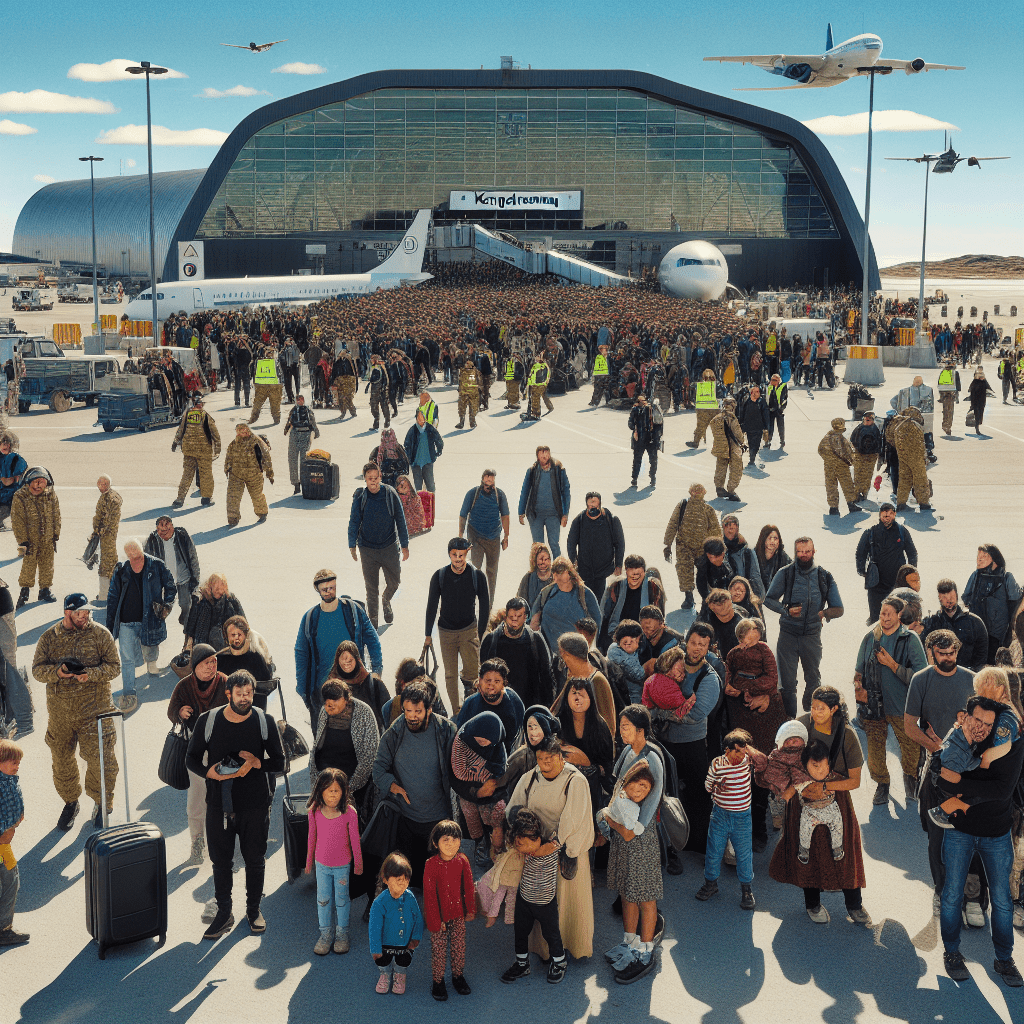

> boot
[847,502,863,513]
[293,483,301,495]
[681,592,694,610]
[314,927,334,956]
[95,576,110,604]
[16,587,29,610]
[201,497,215,507]
[828,507,840,516]
[187,835,205,866]
[872,782,890,805]
[38,588,57,603]
[904,773,919,803]
[685,440,699,449]
[716,486,728,497]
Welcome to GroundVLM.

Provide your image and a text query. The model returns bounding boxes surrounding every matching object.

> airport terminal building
[14,67,879,292]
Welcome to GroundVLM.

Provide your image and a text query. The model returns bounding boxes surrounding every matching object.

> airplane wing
[220,43,253,49]
[735,82,833,91]
[257,39,288,50]
[967,156,1010,167]
[704,54,825,70]
[885,156,937,162]
[875,59,966,72]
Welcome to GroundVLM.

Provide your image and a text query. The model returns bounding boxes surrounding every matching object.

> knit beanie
[191,643,218,668]
[775,720,808,748]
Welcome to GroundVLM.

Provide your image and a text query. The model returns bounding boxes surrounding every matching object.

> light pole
[126,61,168,342]
[121,249,126,277]
[855,65,893,347]
[79,156,104,339]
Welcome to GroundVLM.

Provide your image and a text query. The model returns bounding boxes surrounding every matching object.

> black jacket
[566,509,625,579]
[920,604,990,673]
[479,624,556,709]
[695,555,735,602]
[856,521,918,590]
[144,527,201,592]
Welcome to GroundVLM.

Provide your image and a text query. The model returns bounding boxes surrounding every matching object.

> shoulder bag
[157,720,191,790]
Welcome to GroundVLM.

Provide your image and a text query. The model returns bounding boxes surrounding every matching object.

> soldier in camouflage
[91,474,122,605]
[457,360,482,429]
[172,395,221,509]
[710,398,744,501]
[895,407,934,512]
[224,423,274,527]
[663,482,723,609]
[11,466,60,608]
[818,417,863,516]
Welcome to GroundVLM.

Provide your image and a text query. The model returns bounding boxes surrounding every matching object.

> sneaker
[333,928,350,954]
[392,974,406,995]
[995,957,1024,987]
[314,928,334,956]
[376,973,391,994]
[943,950,970,982]
[501,960,531,984]
[56,800,80,831]
[614,949,655,985]
[964,901,985,928]
[431,980,448,1001]
[740,885,756,910]
[806,905,830,924]
[187,836,205,866]
[119,694,138,714]
[695,880,719,901]
[203,908,234,940]
[0,928,30,945]
[547,958,567,984]
[928,806,954,829]
[847,907,872,925]
[451,974,471,995]
[247,908,266,934]
[382,596,394,624]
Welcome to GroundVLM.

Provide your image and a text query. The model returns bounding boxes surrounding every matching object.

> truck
[18,355,120,413]
[0,333,64,366]
[11,289,53,312]
[97,347,205,433]
[58,284,91,304]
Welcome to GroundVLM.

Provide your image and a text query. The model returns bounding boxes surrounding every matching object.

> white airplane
[704,24,964,90]
[658,240,729,301]
[125,210,433,322]
[220,39,288,52]
[887,133,1010,174]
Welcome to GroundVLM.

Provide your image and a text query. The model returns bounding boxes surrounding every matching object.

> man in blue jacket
[517,446,571,557]
[403,412,443,494]
[295,568,382,727]
[106,538,176,712]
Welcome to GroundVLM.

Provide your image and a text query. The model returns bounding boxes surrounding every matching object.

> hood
[20,466,54,489]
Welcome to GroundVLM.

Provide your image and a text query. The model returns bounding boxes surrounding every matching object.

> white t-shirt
[162,536,185,586]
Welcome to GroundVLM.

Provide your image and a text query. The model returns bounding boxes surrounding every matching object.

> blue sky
[2,0,1021,267]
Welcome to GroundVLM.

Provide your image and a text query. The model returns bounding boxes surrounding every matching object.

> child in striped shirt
[696,729,767,910]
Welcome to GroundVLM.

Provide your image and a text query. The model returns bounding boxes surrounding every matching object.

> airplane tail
[373,209,431,275]
[826,22,833,51]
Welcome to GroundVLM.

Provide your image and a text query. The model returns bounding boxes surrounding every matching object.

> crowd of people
[1,265,1023,1003]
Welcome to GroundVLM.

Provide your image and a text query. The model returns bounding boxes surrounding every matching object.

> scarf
[376,428,401,469]
[457,711,507,776]
[522,704,561,751]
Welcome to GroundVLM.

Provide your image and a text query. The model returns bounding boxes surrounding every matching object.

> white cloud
[197,85,271,98]
[95,124,229,146]
[0,89,117,114]
[33,174,56,183]
[272,62,326,75]
[0,118,37,135]
[803,110,959,136]
[67,59,188,82]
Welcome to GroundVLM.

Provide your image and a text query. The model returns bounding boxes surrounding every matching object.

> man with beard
[372,681,457,888]
[456,659,525,755]
[920,579,989,673]
[217,617,273,710]
[765,537,844,717]
[566,492,624,602]
[479,597,555,708]
[186,671,285,940]
[459,470,510,605]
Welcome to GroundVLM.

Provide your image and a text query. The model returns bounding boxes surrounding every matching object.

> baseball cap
[64,593,89,611]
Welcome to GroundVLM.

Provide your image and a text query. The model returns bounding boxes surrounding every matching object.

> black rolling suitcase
[301,458,341,501]
[85,710,167,959]
[276,680,311,882]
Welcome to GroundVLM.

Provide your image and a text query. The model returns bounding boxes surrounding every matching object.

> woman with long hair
[753,524,791,595]
[517,542,553,608]
[325,640,390,732]
[553,676,615,816]
[183,572,245,653]
[967,366,996,434]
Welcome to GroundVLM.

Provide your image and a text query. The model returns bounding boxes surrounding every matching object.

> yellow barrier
[897,327,916,346]
[848,346,879,359]
[1016,328,1023,346]
[122,321,154,338]
[100,315,118,331]
[52,323,82,346]
[847,310,857,329]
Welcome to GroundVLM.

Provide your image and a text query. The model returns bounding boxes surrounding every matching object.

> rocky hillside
[882,254,1024,278]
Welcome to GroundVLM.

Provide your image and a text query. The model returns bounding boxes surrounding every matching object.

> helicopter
[887,132,1010,173]
[220,39,287,52]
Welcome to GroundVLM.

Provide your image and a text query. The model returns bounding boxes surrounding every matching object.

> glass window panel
[373,97,404,109]
[346,95,374,108]
[616,96,646,109]
[466,96,495,108]
[405,96,434,108]
[345,108,374,122]
[405,109,435,122]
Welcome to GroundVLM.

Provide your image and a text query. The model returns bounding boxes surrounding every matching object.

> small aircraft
[887,134,1010,173]
[220,39,287,52]
[704,24,964,90]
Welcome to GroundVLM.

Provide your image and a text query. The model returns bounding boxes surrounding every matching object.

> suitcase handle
[97,709,129,829]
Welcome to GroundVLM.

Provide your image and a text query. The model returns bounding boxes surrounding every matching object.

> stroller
[847,384,874,420]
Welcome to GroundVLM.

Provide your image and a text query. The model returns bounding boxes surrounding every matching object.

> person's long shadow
[820,515,861,536]
[10,832,86,913]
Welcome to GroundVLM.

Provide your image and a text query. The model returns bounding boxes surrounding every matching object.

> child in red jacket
[422,820,475,1001]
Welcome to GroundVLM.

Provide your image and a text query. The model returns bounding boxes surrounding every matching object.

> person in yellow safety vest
[590,344,611,407]
[417,391,439,427]
[502,351,525,409]
[526,357,554,419]
[997,350,1018,405]
[171,395,221,508]
[685,370,720,449]
[249,346,283,425]
[765,373,787,449]
[937,359,961,435]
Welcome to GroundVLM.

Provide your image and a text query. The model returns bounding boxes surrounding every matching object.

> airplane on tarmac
[704,23,964,90]
[886,133,1010,173]
[124,210,433,322]
[220,39,287,52]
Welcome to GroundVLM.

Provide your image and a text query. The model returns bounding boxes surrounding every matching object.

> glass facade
[196,88,838,239]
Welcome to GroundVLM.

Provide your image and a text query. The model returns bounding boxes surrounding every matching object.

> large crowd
[1,264,1023,1001]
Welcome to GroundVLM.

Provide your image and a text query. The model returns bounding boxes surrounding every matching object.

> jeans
[940,829,1014,960]
[705,805,753,885]
[0,861,19,930]
[358,543,402,628]
[206,804,270,914]
[116,622,159,697]
[315,861,351,930]
[775,630,822,718]
[411,463,435,493]
[528,514,562,557]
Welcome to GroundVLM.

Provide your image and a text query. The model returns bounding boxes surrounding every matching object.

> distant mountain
[882,254,1024,278]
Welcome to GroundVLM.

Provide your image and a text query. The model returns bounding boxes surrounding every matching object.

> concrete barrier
[843,344,885,386]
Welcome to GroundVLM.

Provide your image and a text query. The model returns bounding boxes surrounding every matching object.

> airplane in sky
[887,134,1010,173]
[220,39,287,52]
[704,24,964,90]
[124,210,433,322]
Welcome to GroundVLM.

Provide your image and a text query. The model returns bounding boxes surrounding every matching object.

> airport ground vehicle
[11,289,53,312]
[19,355,120,412]
[97,347,208,432]
[58,284,91,304]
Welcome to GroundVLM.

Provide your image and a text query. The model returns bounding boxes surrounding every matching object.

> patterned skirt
[607,822,664,904]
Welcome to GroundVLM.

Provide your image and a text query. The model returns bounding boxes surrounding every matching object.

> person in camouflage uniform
[687,370,720,448]
[11,466,60,608]
[331,348,359,420]
[663,482,723,608]
[283,395,320,494]
[710,398,744,501]
[457,360,482,429]
[224,423,274,527]
[91,474,122,604]
[365,354,390,429]
[895,407,933,511]
[817,417,862,516]
[172,395,221,509]
[34,593,121,829]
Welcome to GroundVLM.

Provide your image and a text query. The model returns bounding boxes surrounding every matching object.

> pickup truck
[0,334,64,366]
[19,355,120,413]
[11,289,53,312]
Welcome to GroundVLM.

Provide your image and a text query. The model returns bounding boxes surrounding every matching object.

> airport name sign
[450,190,582,211]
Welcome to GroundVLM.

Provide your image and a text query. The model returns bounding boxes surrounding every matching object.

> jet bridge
[448,224,630,288]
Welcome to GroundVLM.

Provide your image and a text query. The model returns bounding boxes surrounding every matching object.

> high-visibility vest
[504,358,518,381]
[255,358,279,385]
[528,363,548,387]
[418,400,438,425]
[765,334,777,355]
[185,409,204,426]
[938,368,956,392]
[594,354,609,376]
[695,381,718,409]
[769,383,786,409]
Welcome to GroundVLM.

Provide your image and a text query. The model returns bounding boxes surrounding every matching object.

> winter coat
[184,589,246,650]
[144,527,201,592]
[964,566,1022,645]
[402,422,444,465]
[567,508,625,580]
[309,697,380,793]
[11,484,61,548]
[106,554,177,647]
